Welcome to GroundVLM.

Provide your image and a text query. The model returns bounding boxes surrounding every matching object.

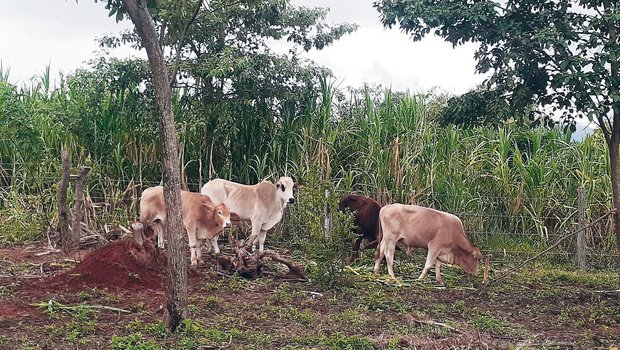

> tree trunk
[609,130,620,282]
[121,0,187,332]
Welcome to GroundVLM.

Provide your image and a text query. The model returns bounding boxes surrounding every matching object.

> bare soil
[0,241,619,349]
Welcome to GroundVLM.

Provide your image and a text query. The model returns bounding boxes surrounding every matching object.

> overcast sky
[0,0,486,95]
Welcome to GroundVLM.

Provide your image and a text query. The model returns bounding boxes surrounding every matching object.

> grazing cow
[200,176,296,252]
[338,194,382,262]
[374,204,482,284]
[139,186,231,266]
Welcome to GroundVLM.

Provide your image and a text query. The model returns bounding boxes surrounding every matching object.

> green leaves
[374,0,620,132]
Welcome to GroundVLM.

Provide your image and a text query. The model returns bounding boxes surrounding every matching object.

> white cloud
[289,0,484,94]
[0,0,137,86]
[1,0,483,95]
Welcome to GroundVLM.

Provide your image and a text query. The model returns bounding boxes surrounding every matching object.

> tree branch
[169,0,204,87]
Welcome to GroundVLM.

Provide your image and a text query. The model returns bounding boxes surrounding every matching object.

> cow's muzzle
[288,198,295,204]
[224,221,231,228]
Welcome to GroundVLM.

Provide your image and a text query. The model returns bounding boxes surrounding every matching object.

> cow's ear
[472,248,482,260]
[201,203,214,212]
[294,183,303,190]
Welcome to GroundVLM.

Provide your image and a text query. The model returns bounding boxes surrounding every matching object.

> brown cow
[139,186,231,266]
[374,204,482,284]
[338,194,382,262]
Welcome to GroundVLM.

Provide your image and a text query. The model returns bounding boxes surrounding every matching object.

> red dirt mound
[48,239,164,291]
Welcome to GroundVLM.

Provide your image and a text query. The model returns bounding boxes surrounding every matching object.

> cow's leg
[373,240,386,274]
[195,238,204,266]
[210,236,220,255]
[349,236,363,263]
[187,225,199,267]
[155,223,165,248]
[258,229,267,252]
[418,249,440,281]
[247,219,261,252]
[434,260,443,285]
[385,242,397,279]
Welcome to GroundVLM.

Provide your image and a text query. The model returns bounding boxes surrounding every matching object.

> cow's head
[275,176,296,205]
[458,247,483,276]
[338,194,354,212]
[202,202,231,230]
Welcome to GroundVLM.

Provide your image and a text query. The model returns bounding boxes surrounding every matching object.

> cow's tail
[363,208,384,253]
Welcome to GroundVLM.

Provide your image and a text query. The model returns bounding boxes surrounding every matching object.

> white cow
[200,176,296,252]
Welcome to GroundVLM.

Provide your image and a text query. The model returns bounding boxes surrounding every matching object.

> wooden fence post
[577,186,586,270]
[70,166,91,253]
[324,189,332,239]
[59,149,71,255]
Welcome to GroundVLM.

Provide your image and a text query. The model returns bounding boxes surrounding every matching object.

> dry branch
[217,239,306,279]
[405,314,463,334]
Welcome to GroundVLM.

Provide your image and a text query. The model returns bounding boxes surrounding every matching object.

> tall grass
[0,64,615,267]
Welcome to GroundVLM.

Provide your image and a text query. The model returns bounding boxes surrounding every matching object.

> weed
[330,308,369,328]
[126,319,166,338]
[472,314,512,336]
[276,305,317,325]
[327,333,374,350]
[288,333,374,349]
[203,295,221,309]
[110,333,162,350]
[0,284,14,298]
[77,290,91,301]
[64,320,96,344]
[134,301,146,311]
[270,283,294,304]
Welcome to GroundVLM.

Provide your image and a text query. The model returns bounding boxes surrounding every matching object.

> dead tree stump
[129,222,161,267]
[58,149,71,254]
[69,166,91,253]
[217,237,306,279]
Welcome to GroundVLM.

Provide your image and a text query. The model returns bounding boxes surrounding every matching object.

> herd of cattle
[138,177,482,283]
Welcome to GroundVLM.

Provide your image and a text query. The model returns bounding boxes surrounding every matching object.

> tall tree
[98,0,357,183]
[374,0,620,275]
[103,0,188,331]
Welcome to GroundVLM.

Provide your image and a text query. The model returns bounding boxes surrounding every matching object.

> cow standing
[200,176,296,252]
[139,186,231,266]
[338,194,382,262]
[374,204,482,283]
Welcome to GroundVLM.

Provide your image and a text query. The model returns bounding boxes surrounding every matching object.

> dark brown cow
[374,204,482,284]
[338,194,382,262]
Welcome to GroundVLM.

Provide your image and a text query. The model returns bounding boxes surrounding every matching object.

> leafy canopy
[90,0,358,182]
[374,0,620,135]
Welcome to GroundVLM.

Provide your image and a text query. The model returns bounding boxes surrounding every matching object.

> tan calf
[200,176,296,252]
[139,186,231,266]
[374,204,482,284]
